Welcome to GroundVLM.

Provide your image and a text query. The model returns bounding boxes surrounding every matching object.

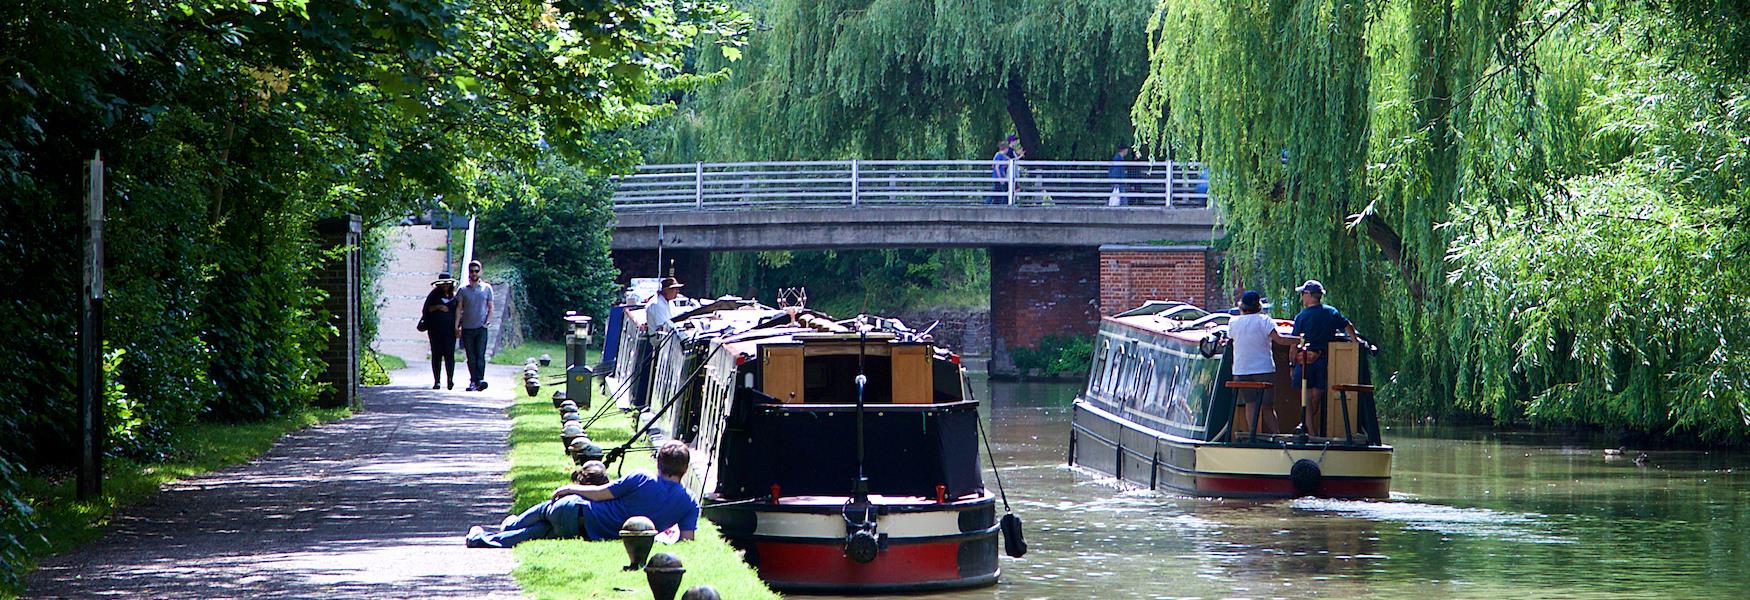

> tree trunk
[1005,74,1044,160]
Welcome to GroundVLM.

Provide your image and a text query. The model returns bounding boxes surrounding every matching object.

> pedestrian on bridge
[456,260,494,391]
[990,136,1023,205]
[1108,144,1133,206]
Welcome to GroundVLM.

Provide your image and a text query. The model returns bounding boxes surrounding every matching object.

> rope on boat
[602,341,726,475]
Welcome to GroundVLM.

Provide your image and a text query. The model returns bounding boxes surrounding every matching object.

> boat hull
[705,494,1001,593]
[1071,400,1391,499]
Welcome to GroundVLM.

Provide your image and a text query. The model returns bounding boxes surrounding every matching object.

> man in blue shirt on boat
[1285,280,1368,435]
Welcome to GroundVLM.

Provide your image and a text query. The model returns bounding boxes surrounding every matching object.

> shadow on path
[26,364,522,599]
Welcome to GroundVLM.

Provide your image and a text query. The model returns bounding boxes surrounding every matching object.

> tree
[1133,0,1750,439]
[650,0,1155,161]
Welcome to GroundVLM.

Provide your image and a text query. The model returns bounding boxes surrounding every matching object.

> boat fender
[1198,332,1226,358]
[845,525,882,563]
[1290,458,1322,497]
[1001,513,1028,558]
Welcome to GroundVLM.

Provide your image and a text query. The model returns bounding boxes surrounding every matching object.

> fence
[611,160,1210,211]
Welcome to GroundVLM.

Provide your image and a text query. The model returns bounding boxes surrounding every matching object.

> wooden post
[78,151,105,499]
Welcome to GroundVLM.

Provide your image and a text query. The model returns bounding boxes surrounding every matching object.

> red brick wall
[1099,247,1216,315]
[989,246,1101,375]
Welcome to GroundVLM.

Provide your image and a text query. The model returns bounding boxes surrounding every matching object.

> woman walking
[423,273,459,389]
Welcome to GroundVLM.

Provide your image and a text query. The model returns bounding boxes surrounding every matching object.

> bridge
[609,160,1226,374]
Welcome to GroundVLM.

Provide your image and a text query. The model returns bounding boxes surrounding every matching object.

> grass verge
[505,355,780,600]
[18,406,351,573]
[492,340,566,367]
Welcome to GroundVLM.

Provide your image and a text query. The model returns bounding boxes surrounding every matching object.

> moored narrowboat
[610,296,1002,592]
[1069,301,1392,498]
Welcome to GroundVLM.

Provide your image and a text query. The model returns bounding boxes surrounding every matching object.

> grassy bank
[17,406,350,575]
[492,340,565,367]
[505,354,779,600]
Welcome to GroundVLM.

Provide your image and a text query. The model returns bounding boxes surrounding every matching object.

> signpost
[78,151,106,499]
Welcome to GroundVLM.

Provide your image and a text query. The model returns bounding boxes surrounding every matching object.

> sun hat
[431,272,457,286]
[660,277,685,290]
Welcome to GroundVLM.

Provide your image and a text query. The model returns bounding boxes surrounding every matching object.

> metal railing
[611,160,1210,211]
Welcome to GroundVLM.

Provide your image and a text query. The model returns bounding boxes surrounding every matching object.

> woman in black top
[424,274,459,389]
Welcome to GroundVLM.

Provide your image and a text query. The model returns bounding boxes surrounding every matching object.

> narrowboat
[606,296,1001,592]
[1069,301,1392,498]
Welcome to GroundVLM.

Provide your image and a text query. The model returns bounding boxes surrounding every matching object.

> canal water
[860,379,1750,599]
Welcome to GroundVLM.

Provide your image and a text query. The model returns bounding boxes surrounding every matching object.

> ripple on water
[1291,498,1575,544]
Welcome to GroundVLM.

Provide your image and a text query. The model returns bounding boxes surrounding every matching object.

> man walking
[455,260,494,391]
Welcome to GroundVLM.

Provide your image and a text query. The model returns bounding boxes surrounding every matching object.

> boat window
[803,354,894,403]
[1089,340,1111,393]
[1104,345,1124,395]
[1138,357,1155,407]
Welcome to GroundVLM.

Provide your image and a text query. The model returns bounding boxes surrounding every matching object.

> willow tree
[653,0,1156,160]
[1135,0,1750,440]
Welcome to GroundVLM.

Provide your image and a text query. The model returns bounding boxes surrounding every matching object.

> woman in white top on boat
[1228,290,1288,437]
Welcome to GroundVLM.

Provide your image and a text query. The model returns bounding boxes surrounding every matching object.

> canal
[867,379,1749,599]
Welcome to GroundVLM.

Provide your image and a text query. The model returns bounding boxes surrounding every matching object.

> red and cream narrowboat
[1070,301,1392,498]
[616,297,1001,592]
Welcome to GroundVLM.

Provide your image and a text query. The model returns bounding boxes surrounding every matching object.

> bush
[1010,334,1094,376]
[477,156,622,340]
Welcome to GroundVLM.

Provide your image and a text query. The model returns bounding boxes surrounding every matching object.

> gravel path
[26,364,523,599]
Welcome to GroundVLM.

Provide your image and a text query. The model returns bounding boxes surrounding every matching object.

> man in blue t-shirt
[1284,280,1367,433]
[466,441,699,548]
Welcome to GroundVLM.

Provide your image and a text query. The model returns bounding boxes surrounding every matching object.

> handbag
[416,315,429,332]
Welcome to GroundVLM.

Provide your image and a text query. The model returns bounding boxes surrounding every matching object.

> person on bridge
[1283,280,1367,432]
[1228,290,1287,437]
[1108,144,1133,206]
[645,277,684,334]
[990,135,1026,204]
[456,260,494,391]
[422,273,458,390]
[465,441,700,548]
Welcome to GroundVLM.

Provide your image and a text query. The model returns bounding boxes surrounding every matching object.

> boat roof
[1106,302,1292,344]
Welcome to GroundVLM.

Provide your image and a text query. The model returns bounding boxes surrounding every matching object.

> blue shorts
[1291,357,1328,391]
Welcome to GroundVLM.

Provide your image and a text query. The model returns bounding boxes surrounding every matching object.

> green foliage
[0,0,747,581]
[1135,0,1750,440]
[477,155,623,340]
[710,249,990,315]
[0,455,39,595]
[1010,335,1094,376]
[648,0,1155,161]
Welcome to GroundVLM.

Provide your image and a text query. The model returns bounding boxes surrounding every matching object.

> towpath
[25,363,521,599]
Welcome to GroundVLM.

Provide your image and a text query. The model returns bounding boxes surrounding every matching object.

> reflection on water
[826,378,1750,599]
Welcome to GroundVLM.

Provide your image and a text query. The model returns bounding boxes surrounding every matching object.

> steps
[375,226,452,362]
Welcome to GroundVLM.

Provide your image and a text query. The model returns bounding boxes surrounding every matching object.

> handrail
[612,159,1211,212]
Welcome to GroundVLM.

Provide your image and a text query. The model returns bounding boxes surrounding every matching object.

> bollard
[620,516,657,571]
[645,553,686,600]
[680,585,720,600]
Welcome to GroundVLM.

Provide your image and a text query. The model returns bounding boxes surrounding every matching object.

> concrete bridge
[610,160,1227,374]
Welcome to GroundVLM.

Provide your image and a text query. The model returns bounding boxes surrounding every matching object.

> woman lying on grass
[465,441,699,547]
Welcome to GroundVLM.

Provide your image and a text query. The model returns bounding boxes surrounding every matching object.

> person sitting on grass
[466,441,699,548]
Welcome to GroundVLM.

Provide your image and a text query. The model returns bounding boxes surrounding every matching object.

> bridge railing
[612,160,1210,211]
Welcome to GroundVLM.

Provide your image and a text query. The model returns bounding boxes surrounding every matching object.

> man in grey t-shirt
[455,260,494,391]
